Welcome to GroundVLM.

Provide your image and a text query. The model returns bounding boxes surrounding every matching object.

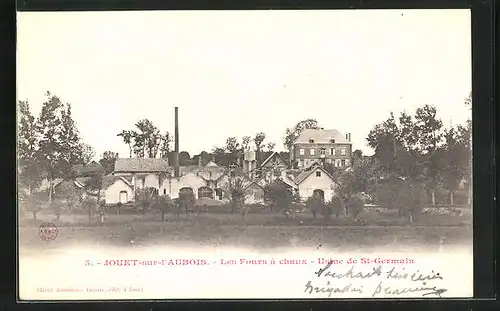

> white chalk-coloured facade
[295,164,337,201]
[112,158,230,200]
[104,177,134,205]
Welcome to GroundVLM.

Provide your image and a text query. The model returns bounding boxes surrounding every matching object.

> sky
[16,10,472,159]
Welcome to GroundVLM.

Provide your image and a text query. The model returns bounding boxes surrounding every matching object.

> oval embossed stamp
[39,222,59,241]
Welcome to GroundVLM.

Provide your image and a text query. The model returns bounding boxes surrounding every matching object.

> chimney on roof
[174,107,180,178]
[348,133,351,142]
[345,133,348,140]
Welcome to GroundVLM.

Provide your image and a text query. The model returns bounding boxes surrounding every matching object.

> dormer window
[309,139,315,143]
[330,139,335,143]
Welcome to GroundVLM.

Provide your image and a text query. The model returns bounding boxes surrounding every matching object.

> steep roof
[260,151,289,168]
[243,181,265,191]
[294,128,350,144]
[114,158,171,173]
[294,163,337,185]
[74,177,91,188]
[278,175,298,189]
[196,166,228,181]
[101,175,133,190]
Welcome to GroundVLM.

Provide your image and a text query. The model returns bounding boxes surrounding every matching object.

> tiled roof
[294,170,311,184]
[101,175,132,190]
[279,174,298,188]
[114,158,171,173]
[121,176,133,184]
[294,163,337,185]
[71,175,132,190]
[294,128,350,144]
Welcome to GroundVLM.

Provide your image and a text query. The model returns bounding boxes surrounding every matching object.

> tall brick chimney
[174,107,180,178]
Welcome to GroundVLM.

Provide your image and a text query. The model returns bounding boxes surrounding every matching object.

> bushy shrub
[345,194,364,220]
[306,193,325,219]
[23,194,41,223]
[264,182,293,214]
[326,195,344,218]
[155,195,174,221]
[82,196,97,222]
[135,188,156,214]
[97,201,107,225]
[400,182,425,223]
[374,179,425,222]
[52,203,62,220]
[115,202,123,215]
[178,190,196,215]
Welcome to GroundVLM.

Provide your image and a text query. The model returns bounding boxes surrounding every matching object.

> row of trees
[366,100,471,206]
[115,117,324,169]
[318,96,472,213]
[18,92,96,202]
[212,133,277,167]
[117,119,171,159]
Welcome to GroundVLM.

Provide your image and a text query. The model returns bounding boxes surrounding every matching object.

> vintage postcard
[17,9,473,300]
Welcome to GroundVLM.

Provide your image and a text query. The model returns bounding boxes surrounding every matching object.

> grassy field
[18,208,472,253]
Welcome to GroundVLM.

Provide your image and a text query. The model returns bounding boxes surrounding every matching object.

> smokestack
[345,133,348,140]
[348,133,351,142]
[174,107,179,178]
[198,155,202,168]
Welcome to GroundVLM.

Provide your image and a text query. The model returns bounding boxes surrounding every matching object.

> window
[341,159,346,167]
[299,159,305,167]
[309,139,315,143]
[299,149,305,156]
[335,159,341,167]
[320,148,326,155]
[163,189,167,195]
[316,171,321,177]
[340,148,346,156]
[309,148,315,156]
[330,139,335,143]
[330,148,335,156]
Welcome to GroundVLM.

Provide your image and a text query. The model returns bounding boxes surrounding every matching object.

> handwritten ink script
[305,260,447,298]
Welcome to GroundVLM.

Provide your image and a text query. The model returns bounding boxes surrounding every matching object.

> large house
[290,128,352,169]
